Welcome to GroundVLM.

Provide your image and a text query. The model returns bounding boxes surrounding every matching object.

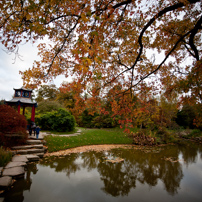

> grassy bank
[0,146,12,167]
[44,128,133,152]
[43,127,202,153]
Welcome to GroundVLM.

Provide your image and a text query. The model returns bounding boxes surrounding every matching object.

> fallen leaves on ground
[44,144,133,157]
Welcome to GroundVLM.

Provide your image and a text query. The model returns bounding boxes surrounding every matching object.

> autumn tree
[35,84,59,102]
[158,94,178,129]
[0,0,201,127]
[56,83,77,109]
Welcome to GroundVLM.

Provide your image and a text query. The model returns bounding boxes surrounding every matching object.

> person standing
[28,124,32,136]
[35,126,41,139]
[31,121,36,136]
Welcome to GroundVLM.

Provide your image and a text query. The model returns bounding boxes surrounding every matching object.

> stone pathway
[28,129,82,139]
[0,129,81,200]
[0,138,46,199]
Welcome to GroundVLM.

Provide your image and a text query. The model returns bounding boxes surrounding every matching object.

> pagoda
[5,87,37,122]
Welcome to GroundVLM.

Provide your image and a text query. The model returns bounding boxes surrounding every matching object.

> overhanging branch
[189,15,202,61]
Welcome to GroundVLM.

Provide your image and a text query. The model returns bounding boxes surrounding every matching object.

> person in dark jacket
[35,126,41,139]
[31,122,36,136]
[28,124,32,136]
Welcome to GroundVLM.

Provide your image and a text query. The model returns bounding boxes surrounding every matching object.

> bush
[80,109,98,128]
[176,105,196,129]
[155,127,178,144]
[36,108,76,132]
[0,105,27,133]
[80,109,118,128]
[187,129,202,139]
[0,146,12,167]
[92,115,118,128]
[0,105,28,147]
[132,130,157,146]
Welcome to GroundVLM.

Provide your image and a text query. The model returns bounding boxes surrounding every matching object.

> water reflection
[98,148,183,196]
[3,163,38,202]
[41,154,80,177]
[39,142,201,196]
[2,142,202,202]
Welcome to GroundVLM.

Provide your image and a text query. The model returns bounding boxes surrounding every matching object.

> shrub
[92,115,118,128]
[176,105,196,129]
[0,146,12,167]
[155,127,178,144]
[80,109,119,128]
[0,105,28,147]
[36,108,76,132]
[80,109,98,128]
[0,105,27,133]
[187,129,202,139]
[132,130,157,146]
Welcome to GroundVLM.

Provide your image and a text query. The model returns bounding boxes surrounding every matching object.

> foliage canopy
[0,0,201,128]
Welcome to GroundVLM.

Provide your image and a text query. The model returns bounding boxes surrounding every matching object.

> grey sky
[0,42,66,101]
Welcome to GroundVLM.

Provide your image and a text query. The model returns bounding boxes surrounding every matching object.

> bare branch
[189,15,202,61]
[131,0,200,72]
[44,17,81,77]
[131,30,192,89]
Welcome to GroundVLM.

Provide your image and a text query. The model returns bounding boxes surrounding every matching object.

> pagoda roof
[6,97,37,105]
[14,87,33,92]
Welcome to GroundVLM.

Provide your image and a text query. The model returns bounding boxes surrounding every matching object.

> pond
[3,142,202,202]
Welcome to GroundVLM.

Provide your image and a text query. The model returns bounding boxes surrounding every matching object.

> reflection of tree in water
[97,148,183,196]
[40,153,80,177]
[39,143,202,197]
[178,142,202,166]
[81,152,100,171]
[3,163,38,202]
[97,153,137,197]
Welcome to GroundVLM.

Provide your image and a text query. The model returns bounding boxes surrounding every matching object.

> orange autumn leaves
[0,0,201,129]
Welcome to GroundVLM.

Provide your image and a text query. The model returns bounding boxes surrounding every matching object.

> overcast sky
[0,38,184,102]
[0,41,165,101]
[0,42,66,101]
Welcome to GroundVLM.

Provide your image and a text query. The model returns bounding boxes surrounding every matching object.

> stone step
[12,155,28,163]
[26,140,43,145]
[12,144,44,150]
[29,136,44,140]
[2,166,25,179]
[15,148,45,155]
[5,162,26,169]
[24,154,40,162]
[35,153,44,158]
[0,176,12,189]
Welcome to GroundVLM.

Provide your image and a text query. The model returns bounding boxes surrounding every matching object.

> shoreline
[44,144,136,157]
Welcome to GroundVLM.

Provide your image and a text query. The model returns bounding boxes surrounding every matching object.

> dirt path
[44,144,135,157]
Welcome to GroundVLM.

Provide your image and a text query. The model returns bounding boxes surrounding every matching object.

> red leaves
[0,105,27,133]
[0,105,28,147]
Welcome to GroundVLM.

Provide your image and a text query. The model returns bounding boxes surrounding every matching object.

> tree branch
[189,15,202,61]
[131,0,200,71]
[129,0,200,88]
[44,17,81,77]
[131,30,192,89]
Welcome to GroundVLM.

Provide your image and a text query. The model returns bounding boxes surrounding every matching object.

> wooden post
[23,106,25,115]
[18,104,21,114]
[31,105,35,122]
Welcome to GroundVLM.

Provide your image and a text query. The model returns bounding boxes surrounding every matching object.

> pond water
[3,142,202,202]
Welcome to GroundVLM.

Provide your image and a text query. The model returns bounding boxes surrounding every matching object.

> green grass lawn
[44,127,133,152]
[42,128,78,135]
[43,127,202,153]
